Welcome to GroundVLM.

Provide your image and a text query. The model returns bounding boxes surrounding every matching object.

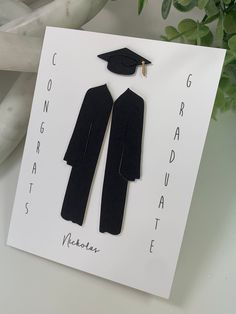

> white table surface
[1,1,236,313]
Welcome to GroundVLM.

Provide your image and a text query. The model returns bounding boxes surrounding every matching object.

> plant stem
[167,28,195,41]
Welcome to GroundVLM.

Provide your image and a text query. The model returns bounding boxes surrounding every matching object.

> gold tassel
[141,60,146,77]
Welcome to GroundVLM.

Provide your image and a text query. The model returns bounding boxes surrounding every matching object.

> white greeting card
[7,27,225,298]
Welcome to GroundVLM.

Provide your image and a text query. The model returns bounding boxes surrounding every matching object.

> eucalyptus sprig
[138,0,236,119]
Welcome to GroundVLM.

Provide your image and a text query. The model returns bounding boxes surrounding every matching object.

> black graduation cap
[97,48,151,76]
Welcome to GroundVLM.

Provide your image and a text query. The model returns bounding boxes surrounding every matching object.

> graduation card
[7,27,225,298]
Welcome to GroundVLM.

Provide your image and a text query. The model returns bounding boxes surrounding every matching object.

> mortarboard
[97,48,151,76]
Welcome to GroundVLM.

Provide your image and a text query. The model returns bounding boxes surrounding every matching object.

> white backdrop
[0,1,236,313]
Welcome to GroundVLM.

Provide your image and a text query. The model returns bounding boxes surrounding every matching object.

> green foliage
[138,0,146,15]
[162,0,172,19]
[205,0,219,17]
[173,0,197,12]
[198,0,209,10]
[138,0,236,119]
[223,11,236,34]
[228,34,236,50]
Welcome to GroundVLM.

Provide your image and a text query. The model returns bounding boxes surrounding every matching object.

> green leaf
[162,0,172,19]
[177,19,198,43]
[212,87,225,119]
[219,95,234,112]
[216,71,236,114]
[215,88,225,108]
[178,18,196,32]
[219,76,230,90]
[224,83,236,97]
[138,0,146,14]
[215,12,224,47]
[198,24,210,37]
[205,0,219,17]
[187,24,210,40]
[228,35,236,51]
[196,22,201,45]
[173,0,196,12]
[178,0,192,6]
[215,88,224,108]
[197,0,209,10]
[224,64,236,84]
[200,29,213,46]
[165,26,180,39]
[224,50,236,65]
[223,12,236,34]
[203,12,219,24]
[223,0,231,5]
[211,104,218,120]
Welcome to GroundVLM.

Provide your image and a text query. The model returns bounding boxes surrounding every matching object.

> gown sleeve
[63,88,94,166]
[119,98,144,181]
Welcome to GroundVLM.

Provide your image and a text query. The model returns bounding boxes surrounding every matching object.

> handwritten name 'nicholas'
[62,232,100,253]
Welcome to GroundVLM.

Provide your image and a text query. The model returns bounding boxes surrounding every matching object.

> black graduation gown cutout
[61,84,144,236]
[61,84,113,225]
[99,88,144,235]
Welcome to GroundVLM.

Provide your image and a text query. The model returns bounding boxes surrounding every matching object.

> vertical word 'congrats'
[24,52,57,215]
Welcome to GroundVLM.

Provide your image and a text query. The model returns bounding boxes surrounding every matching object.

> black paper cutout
[98,48,151,75]
[61,85,144,236]
[99,88,144,235]
[61,84,113,225]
